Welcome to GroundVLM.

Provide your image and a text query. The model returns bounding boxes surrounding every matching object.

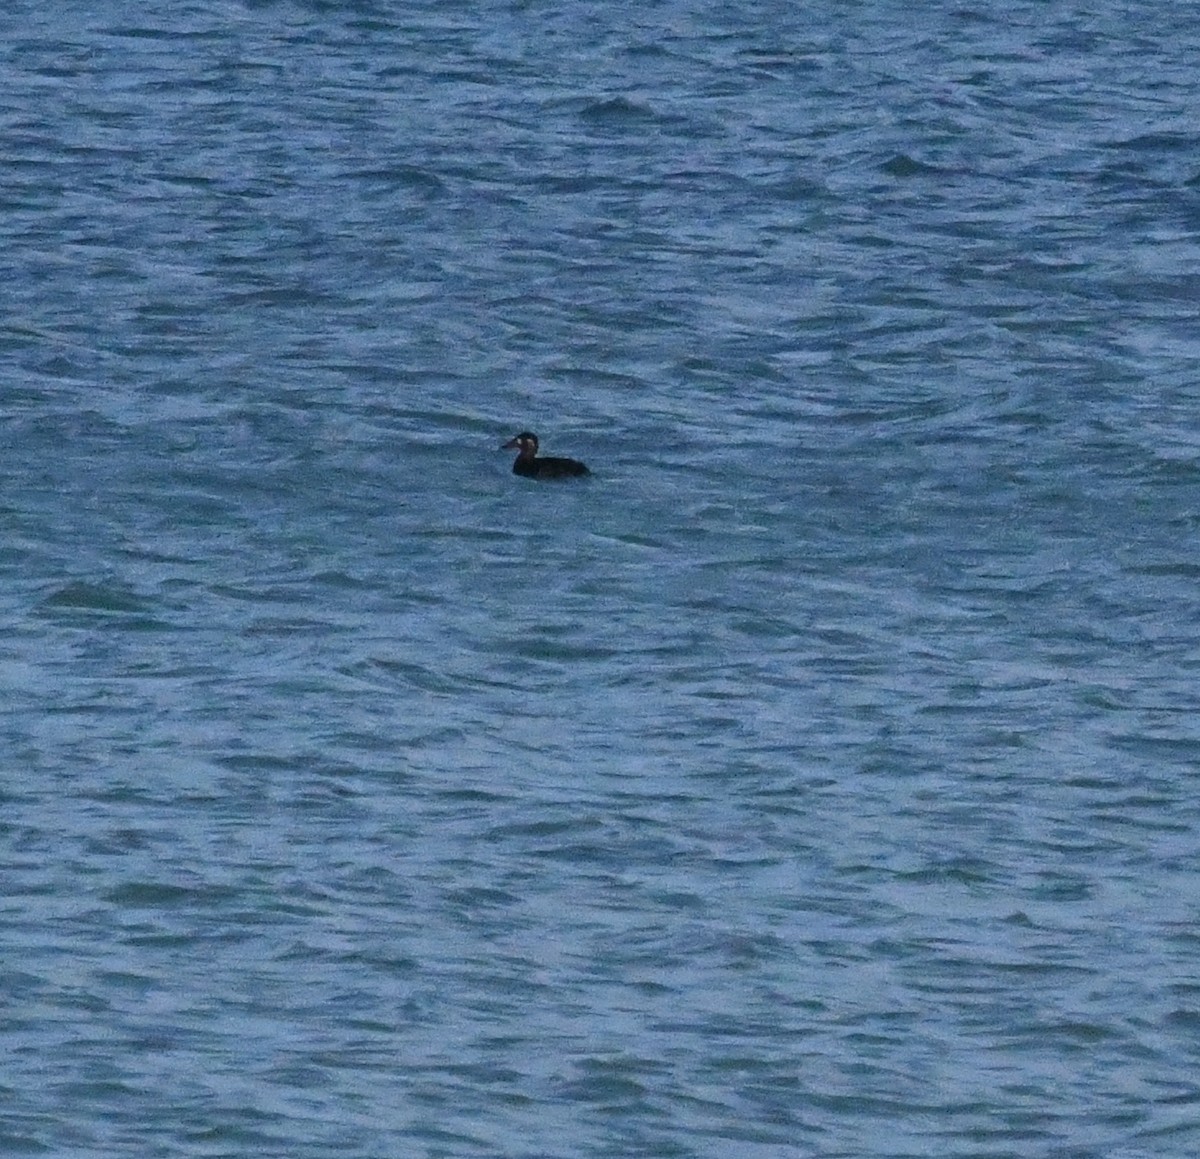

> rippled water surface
[4,2,1200,1156]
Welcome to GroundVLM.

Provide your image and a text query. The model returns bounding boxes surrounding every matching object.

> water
[3,2,1200,1156]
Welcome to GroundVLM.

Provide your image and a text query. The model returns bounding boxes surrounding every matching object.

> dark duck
[502,432,590,479]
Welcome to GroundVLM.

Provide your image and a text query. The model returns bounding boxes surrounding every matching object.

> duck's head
[502,432,539,454]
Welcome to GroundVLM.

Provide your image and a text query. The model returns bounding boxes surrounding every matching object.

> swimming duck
[501,432,590,479]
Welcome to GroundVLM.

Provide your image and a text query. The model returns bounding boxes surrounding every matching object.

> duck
[501,431,590,479]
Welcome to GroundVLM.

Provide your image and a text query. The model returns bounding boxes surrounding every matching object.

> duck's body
[502,432,590,479]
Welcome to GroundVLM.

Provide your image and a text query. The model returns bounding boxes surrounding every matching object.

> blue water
[4,2,1200,1156]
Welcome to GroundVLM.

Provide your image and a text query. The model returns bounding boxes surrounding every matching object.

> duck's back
[516,455,590,479]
